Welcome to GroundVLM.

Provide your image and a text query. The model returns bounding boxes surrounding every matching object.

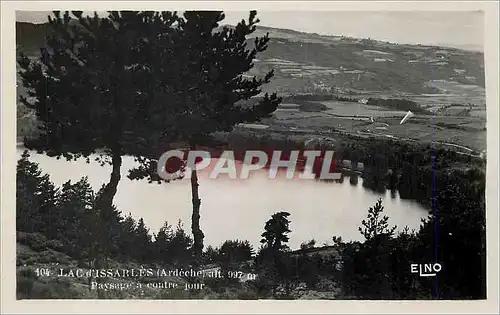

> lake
[16,148,429,250]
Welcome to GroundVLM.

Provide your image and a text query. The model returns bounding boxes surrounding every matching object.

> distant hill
[16,21,485,96]
[16,22,51,53]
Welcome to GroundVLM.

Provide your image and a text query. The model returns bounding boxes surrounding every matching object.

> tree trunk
[94,151,122,299]
[98,153,122,208]
[190,167,204,261]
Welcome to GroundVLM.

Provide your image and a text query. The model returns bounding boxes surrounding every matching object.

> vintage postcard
[1,1,499,314]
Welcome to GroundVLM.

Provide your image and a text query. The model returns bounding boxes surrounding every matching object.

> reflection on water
[16,149,429,250]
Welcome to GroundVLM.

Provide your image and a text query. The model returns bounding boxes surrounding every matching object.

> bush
[217,240,255,266]
[17,232,48,251]
[45,239,65,251]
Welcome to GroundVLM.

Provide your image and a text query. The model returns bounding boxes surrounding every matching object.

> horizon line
[15,19,484,53]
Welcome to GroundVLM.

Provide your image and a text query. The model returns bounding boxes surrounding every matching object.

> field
[15,21,487,153]
[261,98,487,153]
[321,101,408,117]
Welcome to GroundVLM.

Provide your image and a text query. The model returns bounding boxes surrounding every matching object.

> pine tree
[17,11,182,251]
[416,169,486,298]
[118,214,138,261]
[169,220,193,266]
[349,199,398,298]
[16,151,59,235]
[19,11,281,264]
[55,177,95,256]
[219,240,255,267]
[135,218,153,262]
[127,11,282,260]
[257,211,292,297]
[261,211,291,251]
[203,245,219,264]
[154,221,174,263]
[358,198,397,241]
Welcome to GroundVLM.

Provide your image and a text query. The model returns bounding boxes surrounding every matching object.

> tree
[55,177,95,256]
[335,199,398,298]
[128,11,282,260]
[416,168,486,299]
[19,11,133,205]
[169,220,194,266]
[202,245,219,264]
[154,221,174,263]
[118,214,138,261]
[355,199,397,297]
[218,240,255,266]
[17,11,190,265]
[135,218,153,262]
[299,239,316,251]
[358,198,396,241]
[261,211,292,251]
[19,10,281,263]
[16,151,59,235]
[256,211,292,296]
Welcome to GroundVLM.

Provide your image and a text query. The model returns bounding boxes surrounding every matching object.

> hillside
[15,20,487,151]
[16,21,485,96]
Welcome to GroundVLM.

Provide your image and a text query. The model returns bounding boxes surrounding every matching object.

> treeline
[282,94,429,113]
[283,93,357,103]
[283,93,336,102]
[223,133,487,299]
[337,166,486,300]
[335,95,359,102]
[244,160,486,299]
[17,151,193,266]
[15,10,486,301]
[296,101,328,112]
[366,97,429,113]
[222,130,484,211]
[333,139,486,299]
[17,128,487,300]
[16,146,486,299]
[216,166,485,300]
[17,151,259,270]
[335,138,484,201]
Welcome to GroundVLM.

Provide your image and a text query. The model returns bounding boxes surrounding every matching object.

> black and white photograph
[1,1,499,312]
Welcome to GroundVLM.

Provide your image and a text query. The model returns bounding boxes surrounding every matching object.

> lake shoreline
[15,147,428,250]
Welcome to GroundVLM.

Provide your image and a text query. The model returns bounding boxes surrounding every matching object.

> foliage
[337,186,486,299]
[260,211,291,251]
[17,11,181,270]
[18,9,282,263]
[358,198,397,241]
[16,149,486,299]
[15,10,486,301]
[366,97,429,113]
[253,211,292,296]
[119,10,282,258]
[218,240,255,266]
[16,153,193,266]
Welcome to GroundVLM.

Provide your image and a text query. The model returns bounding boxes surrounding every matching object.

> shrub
[17,232,48,251]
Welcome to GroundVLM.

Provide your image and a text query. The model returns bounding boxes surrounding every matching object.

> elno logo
[410,263,442,277]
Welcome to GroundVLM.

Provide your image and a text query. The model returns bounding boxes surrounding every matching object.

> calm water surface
[16,149,429,250]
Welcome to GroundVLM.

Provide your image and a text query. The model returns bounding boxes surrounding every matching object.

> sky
[16,10,484,51]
